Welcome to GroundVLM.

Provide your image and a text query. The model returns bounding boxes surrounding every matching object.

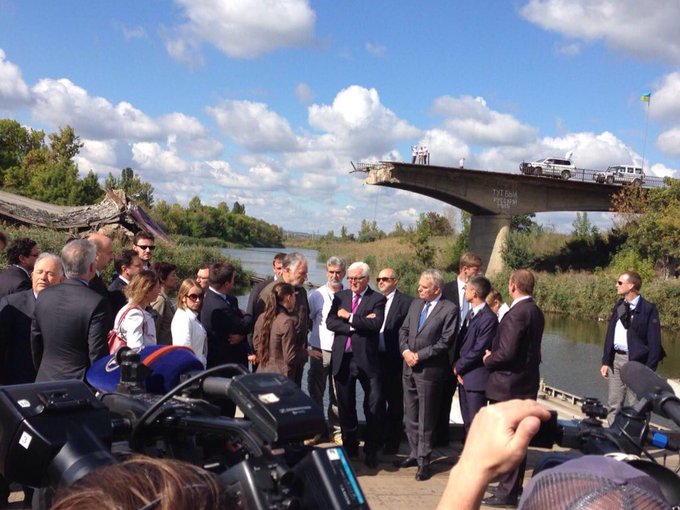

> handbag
[108,306,143,354]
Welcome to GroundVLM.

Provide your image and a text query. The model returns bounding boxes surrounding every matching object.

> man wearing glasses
[0,237,39,297]
[326,262,386,469]
[307,256,346,444]
[600,271,663,424]
[376,268,413,454]
[132,231,155,270]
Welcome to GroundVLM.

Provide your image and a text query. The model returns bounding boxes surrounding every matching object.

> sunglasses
[376,277,395,282]
[136,244,156,251]
[187,293,203,301]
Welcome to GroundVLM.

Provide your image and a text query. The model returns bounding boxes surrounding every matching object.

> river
[223,247,680,404]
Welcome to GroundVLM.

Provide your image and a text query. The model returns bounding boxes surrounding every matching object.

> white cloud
[0,49,31,109]
[207,99,299,152]
[556,43,580,56]
[294,82,314,104]
[164,0,316,63]
[649,72,680,124]
[113,22,148,41]
[521,0,680,65]
[307,85,420,156]
[657,128,680,156]
[365,42,386,57]
[131,142,188,180]
[421,129,469,167]
[432,95,537,146]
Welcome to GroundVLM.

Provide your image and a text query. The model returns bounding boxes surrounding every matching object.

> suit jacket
[0,289,38,384]
[253,310,304,380]
[326,287,386,377]
[601,296,663,369]
[399,297,458,380]
[484,297,544,401]
[200,288,252,368]
[107,276,128,316]
[441,279,460,305]
[382,290,413,364]
[31,278,111,382]
[0,266,31,298]
[246,276,274,318]
[455,304,497,392]
[257,280,309,351]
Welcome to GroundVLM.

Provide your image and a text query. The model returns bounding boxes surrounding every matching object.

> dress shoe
[394,457,418,468]
[364,453,378,469]
[415,465,431,481]
[481,495,518,508]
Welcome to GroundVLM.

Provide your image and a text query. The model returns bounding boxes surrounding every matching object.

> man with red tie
[326,261,386,469]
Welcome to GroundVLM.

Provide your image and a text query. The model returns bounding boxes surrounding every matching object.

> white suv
[519,157,574,180]
[593,165,644,186]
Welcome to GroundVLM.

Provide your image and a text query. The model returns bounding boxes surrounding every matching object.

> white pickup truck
[519,157,574,180]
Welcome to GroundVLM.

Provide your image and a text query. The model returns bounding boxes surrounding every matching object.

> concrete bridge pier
[469,214,511,277]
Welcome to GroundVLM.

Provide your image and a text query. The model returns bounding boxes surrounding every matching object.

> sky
[1,0,680,235]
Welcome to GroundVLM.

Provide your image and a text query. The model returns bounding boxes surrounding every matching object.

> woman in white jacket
[114,270,160,349]
[171,278,207,366]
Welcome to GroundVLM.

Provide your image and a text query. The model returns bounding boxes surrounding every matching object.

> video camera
[0,347,370,509]
[529,361,680,506]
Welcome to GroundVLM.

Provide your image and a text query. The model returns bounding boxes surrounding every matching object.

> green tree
[572,212,599,240]
[232,201,246,215]
[511,213,539,233]
[357,219,385,243]
[0,119,43,176]
[416,212,453,236]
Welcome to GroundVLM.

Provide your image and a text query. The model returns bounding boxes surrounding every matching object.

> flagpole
[641,93,651,171]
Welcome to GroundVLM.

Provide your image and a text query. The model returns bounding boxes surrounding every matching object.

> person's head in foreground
[51,456,235,510]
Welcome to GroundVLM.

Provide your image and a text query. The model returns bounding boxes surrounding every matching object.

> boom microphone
[620,361,680,426]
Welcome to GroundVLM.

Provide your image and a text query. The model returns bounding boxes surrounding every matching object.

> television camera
[0,347,370,509]
[529,361,680,506]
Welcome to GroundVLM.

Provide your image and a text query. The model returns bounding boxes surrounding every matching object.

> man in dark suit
[32,239,111,382]
[482,269,544,506]
[0,237,39,297]
[376,267,413,454]
[201,262,252,369]
[108,249,143,315]
[454,275,497,434]
[200,262,253,417]
[600,271,663,424]
[398,269,458,481]
[0,253,64,385]
[132,231,155,270]
[326,261,386,468]
[436,251,482,446]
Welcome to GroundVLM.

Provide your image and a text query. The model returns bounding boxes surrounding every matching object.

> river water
[223,247,680,404]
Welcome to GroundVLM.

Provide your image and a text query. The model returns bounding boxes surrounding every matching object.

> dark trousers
[489,399,525,500]
[403,372,442,464]
[458,386,487,433]
[378,355,404,450]
[334,354,383,455]
[433,372,457,445]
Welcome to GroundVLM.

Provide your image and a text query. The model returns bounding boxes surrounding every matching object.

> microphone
[620,361,680,426]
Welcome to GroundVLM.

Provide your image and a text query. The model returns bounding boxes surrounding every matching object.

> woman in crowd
[252,282,305,381]
[114,270,159,349]
[171,278,208,367]
[151,261,178,344]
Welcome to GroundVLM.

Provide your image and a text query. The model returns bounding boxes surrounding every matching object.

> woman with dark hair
[114,270,160,349]
[151,262,178,344]
[171,278,207,367]
[252,282,305,382]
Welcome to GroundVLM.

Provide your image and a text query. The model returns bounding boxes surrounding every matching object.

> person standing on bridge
[600,271,664,424]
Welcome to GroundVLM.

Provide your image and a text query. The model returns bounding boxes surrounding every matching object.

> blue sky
[1,0,679,235]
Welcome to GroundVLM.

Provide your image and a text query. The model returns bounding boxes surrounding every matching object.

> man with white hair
[326,261,386,469]
[32,239,111,382]
[0,253,64,386]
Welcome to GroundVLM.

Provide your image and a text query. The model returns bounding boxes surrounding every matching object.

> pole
[641,94,651,171]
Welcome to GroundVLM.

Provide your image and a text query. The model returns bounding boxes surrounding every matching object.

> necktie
[465,308,474,328]
[621,301,632,329]
[418,301,431,332]
[345,293,360,351]
[460,286,469,326]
